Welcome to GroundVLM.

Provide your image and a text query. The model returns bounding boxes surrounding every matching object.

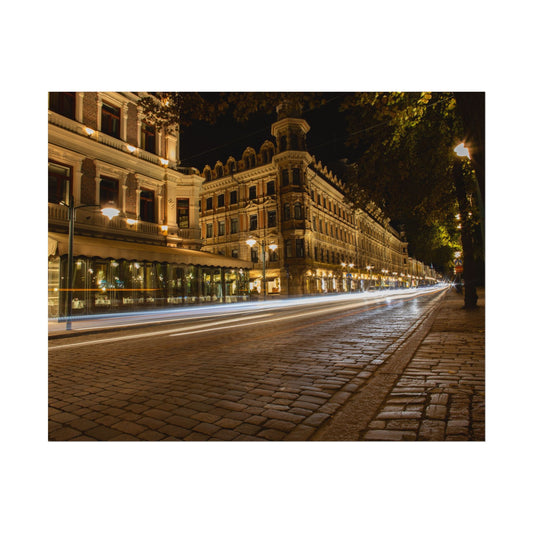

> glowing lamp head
[246,238,257,247]
[101,207,120,220]
[268,243,278,251]
[454,143,471,159]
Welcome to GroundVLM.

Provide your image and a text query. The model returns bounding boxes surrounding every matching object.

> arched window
[204,168,212,181]
[216,165,223,178]
[294,202,303,220]
[290,133,299,150]
[228,159,236,173]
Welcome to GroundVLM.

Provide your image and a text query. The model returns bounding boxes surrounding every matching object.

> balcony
[48,111,177,170]
[49,203,202,244]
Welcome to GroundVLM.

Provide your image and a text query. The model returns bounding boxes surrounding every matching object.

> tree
[339,91,484,308]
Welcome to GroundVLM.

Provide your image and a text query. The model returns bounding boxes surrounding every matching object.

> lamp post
[246,237,277,299]
[453,143,478,309]
[341,262,355,292]
[365,265,373,290]
[60,196,120,330]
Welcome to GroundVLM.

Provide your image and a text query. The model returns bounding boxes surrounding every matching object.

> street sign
[454,258,463,266]
[455,266,463,274]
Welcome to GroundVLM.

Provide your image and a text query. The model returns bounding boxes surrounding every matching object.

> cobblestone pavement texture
[48,288,484,441]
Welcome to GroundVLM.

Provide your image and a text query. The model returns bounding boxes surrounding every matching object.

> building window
[262,148,273,164]
[49,92,76,120]
[285,239,292,258]
[290,133,299,150]
[270,249,279,261]
[292,168,301,185]
[206,223,213,238]
[294,202,303,220]
[245,154,256,169]
[282,169,289,187]
[314,246,319,260]
[284,203,291,221]
[250,214,258,231]
[313,216,317,231]
[177,199,189,228]
[217,193,225,208]
[232,249,239,258]
[249,186,257,200]
[48,161,72,204]
[228,160,236,173]
[218,220,225,236]
[141,121,156,153]
[230,218,238,234]
[280,135,287,151]
[140,188,155,222]
[267,210,277,228]
[251,248,259,262]
[216,165,223,178]
[206,197,213,211]
[100,177,119,207]
[266,180,276,196]
[230,190,238,204]
[296,239,305,258]
[101,102,121,139]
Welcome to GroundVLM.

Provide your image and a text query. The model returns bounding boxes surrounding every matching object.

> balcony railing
[49,203,200,242]
[48,111,185,171]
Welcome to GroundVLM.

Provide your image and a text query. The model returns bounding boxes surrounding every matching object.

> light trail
[48,313,273,351]
[49,286,447,351]
[49,284,449,334]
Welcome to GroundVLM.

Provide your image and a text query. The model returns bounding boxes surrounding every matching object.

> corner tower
[271,100,311,153]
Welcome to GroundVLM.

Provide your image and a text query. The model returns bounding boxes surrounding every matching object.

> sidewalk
[315,287,485,441]
[363,287,485,440]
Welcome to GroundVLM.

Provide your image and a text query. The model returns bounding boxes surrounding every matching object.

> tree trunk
[453,160,478,309]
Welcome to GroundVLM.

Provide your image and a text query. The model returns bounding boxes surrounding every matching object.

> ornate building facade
[48,92,250,318]
[199,103,437,296]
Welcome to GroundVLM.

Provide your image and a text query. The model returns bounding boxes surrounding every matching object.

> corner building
[200,103,436,296]
[48,92,250,318]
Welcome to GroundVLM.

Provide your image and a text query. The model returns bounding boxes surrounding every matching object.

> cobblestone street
[48,288,484,441]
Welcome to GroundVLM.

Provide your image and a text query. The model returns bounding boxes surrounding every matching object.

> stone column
[94,177,102,205]
[136,188,141,218]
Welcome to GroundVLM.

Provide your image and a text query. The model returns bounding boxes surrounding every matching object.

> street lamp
[246,237,278,299]
[365,264,374,290]
[381,269,389,289]
[60,196,119,330]
[341,262,355,292]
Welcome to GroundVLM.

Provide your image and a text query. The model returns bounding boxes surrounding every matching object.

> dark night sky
[179,93,355,173]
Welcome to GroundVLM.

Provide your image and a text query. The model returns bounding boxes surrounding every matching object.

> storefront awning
[48,232,252,269]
